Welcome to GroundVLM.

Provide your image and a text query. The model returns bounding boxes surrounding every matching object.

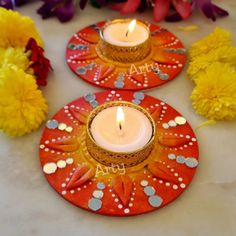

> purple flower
[37,0,76,22]
[193,0,228,21]
[0,0,14,9]
[15,0,34,6]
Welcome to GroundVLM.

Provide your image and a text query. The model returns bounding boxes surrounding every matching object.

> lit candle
[102,19,149,47]
[90,105,153,153]
[116,106,125,136]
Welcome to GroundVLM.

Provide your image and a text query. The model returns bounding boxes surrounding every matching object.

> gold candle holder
[86,101,156,168]
[97,19,151,64]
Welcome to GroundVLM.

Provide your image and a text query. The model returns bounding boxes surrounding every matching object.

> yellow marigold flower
[0,8,43,48]
[0,66,48,137]
[189,27,232,59]
[0,47,32,73]
[188,46,236,82]
[191,62,236,121]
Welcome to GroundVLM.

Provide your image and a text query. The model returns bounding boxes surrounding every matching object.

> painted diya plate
[66,21,187,90]
[39,91,199,216]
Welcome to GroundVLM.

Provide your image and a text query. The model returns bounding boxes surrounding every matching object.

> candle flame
[126,19,136,37]
[116,107,125,130]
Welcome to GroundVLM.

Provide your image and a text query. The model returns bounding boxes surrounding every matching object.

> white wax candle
[90,106,153,153]
[102,21,149,47]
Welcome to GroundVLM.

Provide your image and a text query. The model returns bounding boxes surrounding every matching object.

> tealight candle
[90,105,153,153]
[102,19,149,47]
[98,19,151,63]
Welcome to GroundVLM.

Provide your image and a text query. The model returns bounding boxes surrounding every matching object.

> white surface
[0,1,236,236]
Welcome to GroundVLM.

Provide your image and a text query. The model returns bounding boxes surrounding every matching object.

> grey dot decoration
[114,73,125,89]
[88,182,106,211]
[159,73,169,80]
[151,28,167,36]
[168,120,177,127]
[90,24,100,33]
[90,100,99,108]
[46,120,59,129]
[68,44,76,50]
[176,48,186,54]
[68,44,88,50]
[174,116,187,125]
[168,154,198,168]
[55,122,73,133]
[84,93,96,102]
[140,180,149,187]
[148,195,163,208]
[132,92,145,105]
[176,156,185,164]
[164,48,186,55]
[92,190,104,199]
[97,182,106,190]
[140,182,162,208]
[132,99,141,105]
[185,158,199,168]
[114,80,125,89]
[77,67,87,75]
[134,92,145,100]
[162,123,169,129]
[168,154,176,160]
[152,66,160,75]
[85,63,96,70]
[164,48,175,53]
[144,186,156,196]
[88,198,102,211]
[84,93,99,108]
[163,116,187,129]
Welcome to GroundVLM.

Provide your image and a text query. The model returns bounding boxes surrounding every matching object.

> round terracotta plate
[39,91,199,216]
[66,21,186,90]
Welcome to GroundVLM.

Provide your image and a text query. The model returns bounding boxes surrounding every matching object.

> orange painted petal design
[74,50,97,61]
[151,106,162,123]
[78,32,99,44]
[47,137,79,152]
[131,74,144,83]
[112,175,133,206]
[148,162,179,184]
[66,164,95,190]
[69,107,89,124]
[97,64,115,81]
[152,49,177,64]
[158,134,189,147]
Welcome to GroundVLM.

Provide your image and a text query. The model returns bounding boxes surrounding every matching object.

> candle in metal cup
[89,105,153,153]
[102,19,149,47]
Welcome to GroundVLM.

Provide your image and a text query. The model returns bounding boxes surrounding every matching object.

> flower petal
[15,0,31,6]
[111,2,125,11]
[55,0,76,22]
[165,12,183,22]
[117,0,141,14]
[0,0,14,9]
[154,0,170,22]
[172,0,191,19]
[37,2,55,19]
[79,0,88,10]
[95,0,107,6]
[201,2,216,21]
[211,3,229,18]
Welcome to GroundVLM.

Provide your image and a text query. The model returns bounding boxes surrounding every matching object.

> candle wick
[125,30,129,37]
[119,123,122,130]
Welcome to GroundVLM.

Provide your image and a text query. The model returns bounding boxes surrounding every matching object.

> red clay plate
[39,91,199,216]
[66,21,186,90]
